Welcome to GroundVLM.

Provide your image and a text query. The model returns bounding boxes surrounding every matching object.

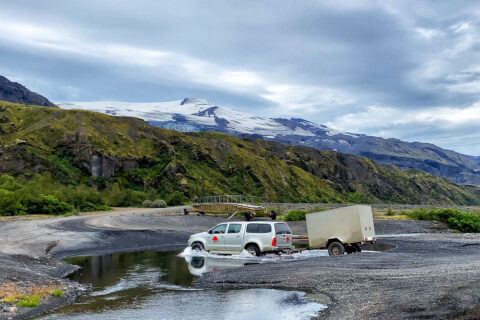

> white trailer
[305,205,376,256]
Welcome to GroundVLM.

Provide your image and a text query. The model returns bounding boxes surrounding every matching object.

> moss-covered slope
[0,101,478,205]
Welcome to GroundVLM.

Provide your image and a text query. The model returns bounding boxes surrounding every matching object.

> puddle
[40,250,327,320]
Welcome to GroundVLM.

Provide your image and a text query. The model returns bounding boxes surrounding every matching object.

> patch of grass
[385,207,395,216]
[17,295,41,307]
[0,283,25,302]
[1,295,18,303]
[0,283,64,307]
[52,289,64,297]
[406,208,480,233]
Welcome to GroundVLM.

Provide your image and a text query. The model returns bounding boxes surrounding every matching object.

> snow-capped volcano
[58,98,359,139]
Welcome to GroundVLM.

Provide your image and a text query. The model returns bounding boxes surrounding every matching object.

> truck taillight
[272,237,277,247]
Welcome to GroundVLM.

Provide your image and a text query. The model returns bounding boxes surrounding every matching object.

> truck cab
[188,221,294,256]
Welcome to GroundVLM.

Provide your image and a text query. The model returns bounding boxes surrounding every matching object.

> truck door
[206,224,227,251]
[224,223,243,252]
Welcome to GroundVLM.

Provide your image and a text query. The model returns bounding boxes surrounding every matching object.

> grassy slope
[0,101,479,205]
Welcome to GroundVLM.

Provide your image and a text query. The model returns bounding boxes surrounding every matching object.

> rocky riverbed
[0,206,479,319]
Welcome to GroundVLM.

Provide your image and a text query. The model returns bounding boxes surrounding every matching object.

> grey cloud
[0,1,479,154]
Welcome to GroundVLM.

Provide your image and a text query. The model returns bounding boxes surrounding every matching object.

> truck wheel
[353,243,362,253]
[327,242,345,256]
[245,244,260,256]
[190,256,205,268]
[191,242,205,252]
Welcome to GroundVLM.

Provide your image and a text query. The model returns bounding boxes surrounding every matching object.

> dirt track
[0,207,479,319]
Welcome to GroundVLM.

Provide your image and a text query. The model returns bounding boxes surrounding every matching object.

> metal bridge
[192,195,267,204]
[190,195,268,219]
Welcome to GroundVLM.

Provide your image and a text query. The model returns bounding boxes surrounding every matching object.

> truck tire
[191,242,205,252]
[190,256,205,269]
[327,242,345,256]
[245,244,260,256]
[353,243,362,253]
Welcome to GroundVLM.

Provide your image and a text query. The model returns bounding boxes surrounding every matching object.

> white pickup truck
[188,221,295,256]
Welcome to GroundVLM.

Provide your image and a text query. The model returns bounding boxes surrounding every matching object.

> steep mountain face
[0,76,56,107]
[2,101,479,205]
[58,98,480,185]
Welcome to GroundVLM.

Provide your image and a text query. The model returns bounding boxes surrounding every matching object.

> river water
[40,250,327,320]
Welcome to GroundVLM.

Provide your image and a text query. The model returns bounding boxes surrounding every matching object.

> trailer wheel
[327,242,345,256]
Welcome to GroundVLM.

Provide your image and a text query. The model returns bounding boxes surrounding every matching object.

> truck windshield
[274,223,292,234]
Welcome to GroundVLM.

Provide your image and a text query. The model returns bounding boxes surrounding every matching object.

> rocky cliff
[0,76,56,107]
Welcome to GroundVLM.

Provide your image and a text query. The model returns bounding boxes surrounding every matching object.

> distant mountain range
[1,101,479,205]
[0,76,56,107]
[58,98,480,185]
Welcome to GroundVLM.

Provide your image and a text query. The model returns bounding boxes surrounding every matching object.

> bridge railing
[192,195,268,204]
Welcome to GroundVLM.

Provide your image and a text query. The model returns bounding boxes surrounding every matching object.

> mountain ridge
[0,100,479,206]
[58,98,480,185]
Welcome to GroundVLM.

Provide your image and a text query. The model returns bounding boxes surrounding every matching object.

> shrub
[142,200,154,208]
[152,199,167,208]
[284,210,307,221]
[284,207,330,221]
[0,189,25,216]
[24,195,74,215]
[406,208,480,233]
[165,191,186,206]
[347,191,373,204]
[61,185,110,212]
[105,184,147,207]
[0,174,21,191]
[17,295,41,307]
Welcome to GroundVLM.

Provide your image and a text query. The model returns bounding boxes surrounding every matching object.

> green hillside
[0,101,479,215]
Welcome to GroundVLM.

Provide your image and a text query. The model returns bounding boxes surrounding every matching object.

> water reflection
[66,250,196,289]
[40,250,327,320]
[185,255,259,276]
[43,288,326,320]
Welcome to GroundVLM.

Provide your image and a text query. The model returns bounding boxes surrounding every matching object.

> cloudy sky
[1,1,479,155]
